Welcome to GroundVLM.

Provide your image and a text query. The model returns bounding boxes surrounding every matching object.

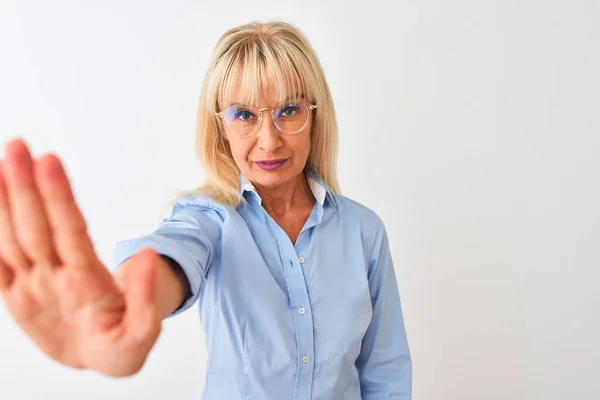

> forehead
[220,65,306,109]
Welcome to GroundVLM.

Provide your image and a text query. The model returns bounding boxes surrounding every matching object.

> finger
[3,139,59,266]
[0,160,16,288]
[35,153,96,267]
[0,158,31,273]
[0,257,14,290]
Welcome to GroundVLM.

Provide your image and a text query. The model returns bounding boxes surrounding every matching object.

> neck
[254,172,315,217]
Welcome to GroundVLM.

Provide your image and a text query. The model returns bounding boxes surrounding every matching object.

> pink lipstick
[256,159,288,171]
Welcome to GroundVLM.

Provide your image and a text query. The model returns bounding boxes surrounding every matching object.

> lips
[255,158,288,171]
[258,159,287,164]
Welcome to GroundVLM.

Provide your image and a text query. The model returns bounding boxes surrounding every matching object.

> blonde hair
[174,20,340,209]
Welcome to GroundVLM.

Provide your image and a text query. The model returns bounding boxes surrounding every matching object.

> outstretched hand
[0,139,161,377]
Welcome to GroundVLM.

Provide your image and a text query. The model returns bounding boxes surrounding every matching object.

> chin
[249,164,297,188]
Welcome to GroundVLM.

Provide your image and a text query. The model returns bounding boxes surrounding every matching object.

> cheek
[301,137,311,157]
[299,129,312,157]
[227,137,253,162]
[284,135,311,167]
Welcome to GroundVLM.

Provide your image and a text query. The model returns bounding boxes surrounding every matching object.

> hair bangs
[217,39,316,111]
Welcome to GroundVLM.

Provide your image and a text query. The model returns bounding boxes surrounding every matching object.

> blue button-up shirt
[112,172,412,399]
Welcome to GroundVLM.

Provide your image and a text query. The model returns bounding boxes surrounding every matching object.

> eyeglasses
[215,100,317,138]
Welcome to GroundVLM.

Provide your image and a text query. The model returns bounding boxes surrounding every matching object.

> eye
[280,103,301,117]
[234,109,256,121]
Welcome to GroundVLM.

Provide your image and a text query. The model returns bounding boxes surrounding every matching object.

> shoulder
[331,194,387,241]
[168,193,239,225]
[332,195,385,226]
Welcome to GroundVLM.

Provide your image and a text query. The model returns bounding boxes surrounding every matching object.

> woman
[0,21,411,399]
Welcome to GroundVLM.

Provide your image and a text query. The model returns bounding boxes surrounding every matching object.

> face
[221,75,312,190]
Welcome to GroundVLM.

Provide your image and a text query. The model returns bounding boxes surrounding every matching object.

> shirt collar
[239,171,337,207]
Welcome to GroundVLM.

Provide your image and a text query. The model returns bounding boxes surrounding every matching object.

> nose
[256,111,282,152]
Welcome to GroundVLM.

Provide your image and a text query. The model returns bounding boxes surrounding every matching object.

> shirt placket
[263,205,323,400]
[281,240,314,400]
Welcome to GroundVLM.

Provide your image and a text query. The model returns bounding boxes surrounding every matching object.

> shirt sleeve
[356,214,413,399]
[111,195,223,318]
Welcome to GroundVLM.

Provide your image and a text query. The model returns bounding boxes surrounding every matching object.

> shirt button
[299,257,306,264]
[298,307,305,314]
[302,355,309,363]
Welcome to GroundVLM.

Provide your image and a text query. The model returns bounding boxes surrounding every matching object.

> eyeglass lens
[221,102,310,136]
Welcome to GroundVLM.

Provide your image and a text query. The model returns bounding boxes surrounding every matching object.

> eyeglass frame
[215,100,317,138]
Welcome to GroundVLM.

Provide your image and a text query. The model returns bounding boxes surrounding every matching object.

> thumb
[123,248,160,334]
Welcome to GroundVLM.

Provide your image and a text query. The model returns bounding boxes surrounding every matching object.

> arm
[356,216,412,399]
[112,196,223,318]
[114,254,190,320]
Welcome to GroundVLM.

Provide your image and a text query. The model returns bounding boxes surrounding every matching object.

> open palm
[0,139,161,377]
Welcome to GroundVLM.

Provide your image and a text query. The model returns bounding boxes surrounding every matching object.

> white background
[1,1,599,399]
